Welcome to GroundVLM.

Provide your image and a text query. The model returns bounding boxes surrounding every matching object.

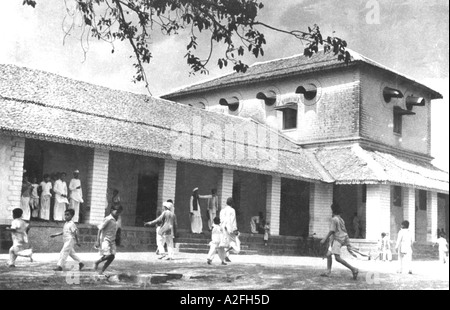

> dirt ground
[0,252,448,290]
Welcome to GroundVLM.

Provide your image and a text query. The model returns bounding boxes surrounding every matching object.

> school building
[0,51,448,254]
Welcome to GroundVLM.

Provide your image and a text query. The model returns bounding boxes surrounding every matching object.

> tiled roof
[312,145,449,193]
[162,50,443,100]
[0,64,326,183]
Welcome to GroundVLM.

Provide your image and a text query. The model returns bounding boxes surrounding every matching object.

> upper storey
[162,51,442,158]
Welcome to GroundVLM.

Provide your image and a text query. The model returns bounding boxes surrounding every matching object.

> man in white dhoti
[69,170,83,223]
[39,174,52,220]
[220,197,240,262]
[198,189,219,231]
[190,188,203,234]
[53,172,69,222]
[20,176,32,221]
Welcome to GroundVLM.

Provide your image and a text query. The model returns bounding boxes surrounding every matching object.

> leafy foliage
[24,0,350,92]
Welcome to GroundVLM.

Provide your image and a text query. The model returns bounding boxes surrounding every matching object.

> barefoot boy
[94,204,123,274]
[320,202,359,280]
[6,208,33,267]
[50,209,84,271]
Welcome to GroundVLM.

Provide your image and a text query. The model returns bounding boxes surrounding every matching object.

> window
[393,110,402,134]
[418,190,427,211]
[282,108,297,130]
[393,186,402,207]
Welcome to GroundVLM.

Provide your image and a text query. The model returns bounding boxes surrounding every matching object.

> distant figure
[69,170,84,223]
[29,177,40,219]
[39,174,52,221]
[111,189,122,246]
[379,232,392,262]
[199,189,219,231]
[250,211,265,234]
[395,220,413,274]
[220,197,240,263]
[190,188,203,234]
[352,212,361,238]
[263,221,270,246]
[435,232,449,264]
[53,172,69,222]
[20,176,32,221]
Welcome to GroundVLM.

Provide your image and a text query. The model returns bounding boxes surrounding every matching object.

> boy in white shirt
[39,174,52,220]
[207,217,226,265]
[6,208,33,267]
[50,209,84,271]
[94,204,123,275]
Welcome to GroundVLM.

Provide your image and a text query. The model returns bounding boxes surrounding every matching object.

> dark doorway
[24,140,44,181]
[280,179,310,237]
[135,174,158,226]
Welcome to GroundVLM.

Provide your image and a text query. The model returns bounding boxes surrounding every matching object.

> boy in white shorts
[94,204,123,274]
[51,209,84,271]
[6,208,33,267]
[320,202,359,280]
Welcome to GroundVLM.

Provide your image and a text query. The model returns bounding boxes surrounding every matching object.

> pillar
[366,184,390,240]
[157,159,177,213]
[217,168,234,213]
[266,176,281,236]
[0,135,25,224]
[309,182,333,238]
[427,191,438,242]
[86,148,110,226]
[403,187,416,241]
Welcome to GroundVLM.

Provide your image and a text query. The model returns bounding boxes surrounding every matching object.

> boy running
[94,204,123,275]
[6,208,33,267]
[50,209,84,271]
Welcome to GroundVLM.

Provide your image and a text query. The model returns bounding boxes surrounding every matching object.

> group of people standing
[20,170,84,223]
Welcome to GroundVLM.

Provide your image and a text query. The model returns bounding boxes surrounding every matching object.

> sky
[0,0,448,171]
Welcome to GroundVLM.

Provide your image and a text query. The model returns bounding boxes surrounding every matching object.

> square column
[403,187,416,241]
[309,183,333,238]
[266,176,281,236]
[427,191,438,242]
[366,184,390,240]
[86,148,109,226]
[217,168,234,211]
[157,159,177,213]
[0,135,25,224]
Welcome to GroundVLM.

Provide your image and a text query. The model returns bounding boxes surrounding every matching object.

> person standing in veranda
[20,175,32,221]
[39,174,52,221]
[144,202,177,260]
[198,189,219,231]
[69,170,84,223]
[219,197,240,263]
[190,188,203,234]
[395,220,414,274]
[29,177,40,219]
[53,172,69,222]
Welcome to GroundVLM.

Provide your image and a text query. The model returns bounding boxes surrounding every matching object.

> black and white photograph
[0,0,448,293]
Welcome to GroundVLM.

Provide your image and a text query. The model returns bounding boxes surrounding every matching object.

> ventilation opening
[406,96,425,111]
[296,84,317,101]
[219,97,240,112]
[256,91,277,106]
[383,87,403,103]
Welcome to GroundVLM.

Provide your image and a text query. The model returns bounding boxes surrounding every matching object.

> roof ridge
[351,144,388,180]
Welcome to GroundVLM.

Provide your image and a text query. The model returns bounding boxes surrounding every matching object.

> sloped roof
[162,50,443,100]
[0,64,327,183]
[311,145,449,193]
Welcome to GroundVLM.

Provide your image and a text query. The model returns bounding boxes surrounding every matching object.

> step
[177,247,259,255]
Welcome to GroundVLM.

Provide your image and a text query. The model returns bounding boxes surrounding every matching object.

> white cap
[193,187,199,192]
[163,202,171,209]
[74,170,80,173]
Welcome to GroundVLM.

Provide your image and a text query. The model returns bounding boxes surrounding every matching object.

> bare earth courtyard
[0,252,448,290]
